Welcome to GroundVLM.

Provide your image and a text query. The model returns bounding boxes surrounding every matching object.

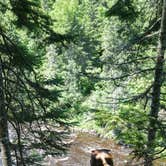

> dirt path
[45,132,166,166]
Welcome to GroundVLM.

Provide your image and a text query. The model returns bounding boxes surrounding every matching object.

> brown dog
[90,149,114,166]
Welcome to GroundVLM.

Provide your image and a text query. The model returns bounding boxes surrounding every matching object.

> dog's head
[90,149,113,166]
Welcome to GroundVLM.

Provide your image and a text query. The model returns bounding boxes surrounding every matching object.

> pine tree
[104,0,166,165]
[146,1,166,165]
[0,0,71,165]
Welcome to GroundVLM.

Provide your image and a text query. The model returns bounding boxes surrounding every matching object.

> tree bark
[0,58,12,166]
[145,1,166,166]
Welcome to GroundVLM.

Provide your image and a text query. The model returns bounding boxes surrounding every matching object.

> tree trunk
[16,124,26,166]
[0,58,12,166]
[145,1,166,166]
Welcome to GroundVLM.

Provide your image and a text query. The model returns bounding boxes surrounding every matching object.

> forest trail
[45,132,130,166]
[45,132,165,166]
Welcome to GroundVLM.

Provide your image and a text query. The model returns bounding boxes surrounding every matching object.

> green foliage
[117,104,148,146]
[0,0,74,165]
[78,77,95,96]
[1,0,166,164]
[10,0,49,29]
[67,0,166,163]
[106,0,139,22]
[94,109,114,128]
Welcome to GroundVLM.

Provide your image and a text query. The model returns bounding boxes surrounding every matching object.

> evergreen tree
[146,1,166,165]
[0,0,71,165]
[104,0,166,165]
